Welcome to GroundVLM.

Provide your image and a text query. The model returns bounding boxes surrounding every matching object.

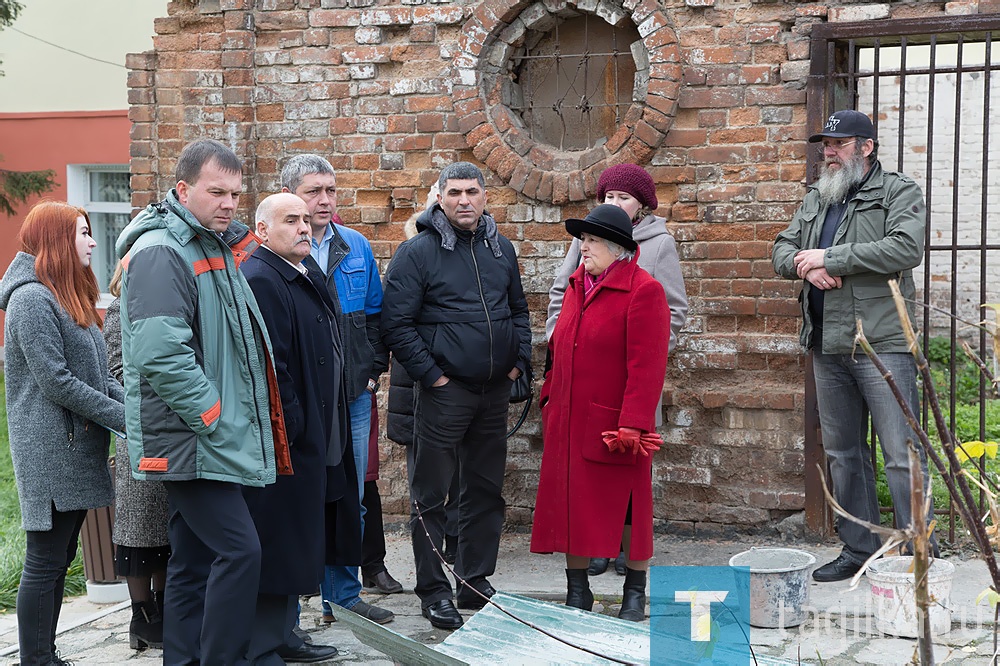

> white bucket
[728,547,816,628]
[868,556,954,638]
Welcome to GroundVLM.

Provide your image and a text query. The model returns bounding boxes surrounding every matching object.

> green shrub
[926,336,991,405]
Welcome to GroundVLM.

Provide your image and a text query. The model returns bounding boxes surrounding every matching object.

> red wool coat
[530,256,669,560]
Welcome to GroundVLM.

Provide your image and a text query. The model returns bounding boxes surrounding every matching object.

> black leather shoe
[349,600,394,624]
[587,558,610,576]
[812,553,864,582]
[275,642,339,663]
[457,583,496,610]
[422,599,464,629]
[363,569,404,594]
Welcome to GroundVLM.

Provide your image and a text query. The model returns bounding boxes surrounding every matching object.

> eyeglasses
[820,139,858,151]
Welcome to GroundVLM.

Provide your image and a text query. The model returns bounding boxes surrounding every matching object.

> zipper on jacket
[63,408,75,447]
[214,234,266,473]
[470,235,494,382]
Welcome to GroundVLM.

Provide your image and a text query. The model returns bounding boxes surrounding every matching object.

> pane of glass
[89,171,131,204]
[90,212,131,292]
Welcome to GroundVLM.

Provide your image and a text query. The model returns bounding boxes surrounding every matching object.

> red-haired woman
[1,200,126,666]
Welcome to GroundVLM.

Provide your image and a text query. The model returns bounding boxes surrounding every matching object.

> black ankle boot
[129,600,163,650]
[565,569,594,611]
[619,568,646,622]
[152,589,165,615]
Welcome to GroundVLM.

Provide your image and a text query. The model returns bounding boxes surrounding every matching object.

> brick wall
[128,0,981,536]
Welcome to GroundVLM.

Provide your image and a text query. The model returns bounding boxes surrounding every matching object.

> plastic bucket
[728,548,816,628]
[868,557,954,637]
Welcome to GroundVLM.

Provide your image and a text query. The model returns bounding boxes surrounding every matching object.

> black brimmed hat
[808,109,876,143]
[565,204,637,252]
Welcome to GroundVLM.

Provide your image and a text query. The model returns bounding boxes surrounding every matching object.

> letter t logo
[674,591,729,641]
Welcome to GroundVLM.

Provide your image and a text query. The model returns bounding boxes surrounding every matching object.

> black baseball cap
[808,110,876,143]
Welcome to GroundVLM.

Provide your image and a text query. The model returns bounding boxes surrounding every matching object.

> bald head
[255,193,312,265]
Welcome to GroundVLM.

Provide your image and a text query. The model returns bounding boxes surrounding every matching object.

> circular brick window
[454,0,681,204]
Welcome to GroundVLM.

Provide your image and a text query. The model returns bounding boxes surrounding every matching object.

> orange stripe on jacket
[201,400,221,427]
[263,349,294,476]
[192,257,227,275]
[138,457,168,472]
[231,229,263,269]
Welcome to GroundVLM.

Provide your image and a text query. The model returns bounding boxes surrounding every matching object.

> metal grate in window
[507,14,638,151]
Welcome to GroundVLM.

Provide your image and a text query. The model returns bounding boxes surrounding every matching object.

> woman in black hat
[530,205,670,622]
[546,164,687,577]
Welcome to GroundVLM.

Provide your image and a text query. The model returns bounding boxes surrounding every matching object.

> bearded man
[772,109,935,582]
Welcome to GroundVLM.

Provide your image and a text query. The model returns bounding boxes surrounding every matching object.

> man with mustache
[773,110,934,582]
[382,162,531,629]
[240,192,349,663]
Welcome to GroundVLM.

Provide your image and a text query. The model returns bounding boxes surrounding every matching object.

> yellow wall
[0,0,167,113]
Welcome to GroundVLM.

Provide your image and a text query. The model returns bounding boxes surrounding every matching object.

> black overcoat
[241,248,360,594]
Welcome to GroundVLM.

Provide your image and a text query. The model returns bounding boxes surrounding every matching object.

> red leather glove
[617,427,642,455]
[638,432,663,456]
[602,430,624,453]
[603,428,642,454]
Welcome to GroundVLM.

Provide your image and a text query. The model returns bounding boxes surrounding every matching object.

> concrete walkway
[0,532,996,664]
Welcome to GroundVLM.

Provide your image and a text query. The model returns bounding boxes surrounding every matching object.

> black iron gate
[805,15,1000,541]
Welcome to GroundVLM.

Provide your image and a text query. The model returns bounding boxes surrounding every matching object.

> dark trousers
[405,446,460,540]
[361,480,386,576]
[17,507,86,666]
[246,593,298,665]
[163,480,261,666]
[410,380,509,606]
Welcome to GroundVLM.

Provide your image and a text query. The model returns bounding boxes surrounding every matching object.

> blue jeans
[321,393,371,612]
[813,351,935,564]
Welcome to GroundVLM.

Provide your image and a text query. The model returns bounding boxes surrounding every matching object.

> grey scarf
[426,206,503,258]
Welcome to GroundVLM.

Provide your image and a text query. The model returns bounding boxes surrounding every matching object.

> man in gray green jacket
[118,139,290,664]
[772,110,934,583]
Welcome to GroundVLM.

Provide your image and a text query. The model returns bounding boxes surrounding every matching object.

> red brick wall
[128,0,973,535]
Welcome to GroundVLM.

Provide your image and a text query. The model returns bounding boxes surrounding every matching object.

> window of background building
[67,164,131,305]
[508,14,640,151]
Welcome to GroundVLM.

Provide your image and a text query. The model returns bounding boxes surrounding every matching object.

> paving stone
[1,535,996,664]
[781,632,852,661]
[855,638,951,665]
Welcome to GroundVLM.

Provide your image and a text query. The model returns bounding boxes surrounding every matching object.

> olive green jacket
[772,161,926,354]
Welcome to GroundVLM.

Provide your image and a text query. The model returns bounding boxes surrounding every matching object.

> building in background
[0,0,165,314]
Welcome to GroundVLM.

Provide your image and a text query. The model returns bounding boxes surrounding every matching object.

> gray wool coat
[0,252,125,531]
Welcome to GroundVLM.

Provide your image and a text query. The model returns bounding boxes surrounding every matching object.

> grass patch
[0,375,88,611]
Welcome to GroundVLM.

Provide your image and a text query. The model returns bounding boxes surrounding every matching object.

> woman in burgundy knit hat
[545,163,688,579]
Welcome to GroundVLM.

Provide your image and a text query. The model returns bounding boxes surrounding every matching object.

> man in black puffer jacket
[382,162,531,630]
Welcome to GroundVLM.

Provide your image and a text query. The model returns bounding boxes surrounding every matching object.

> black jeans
[18,507,86,666]
[163,479,261,666]
[409,379,509,606]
